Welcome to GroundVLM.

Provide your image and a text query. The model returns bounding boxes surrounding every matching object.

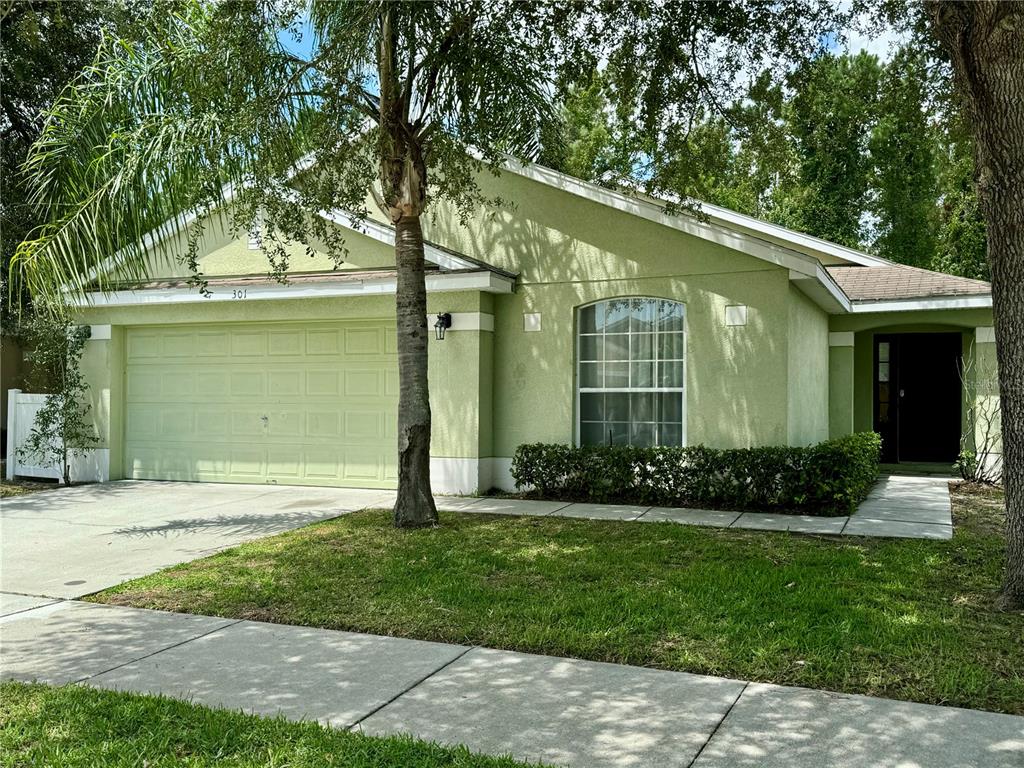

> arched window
[577,298,686,447]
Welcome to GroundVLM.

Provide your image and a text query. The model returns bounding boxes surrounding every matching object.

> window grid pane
[579,298,685,448]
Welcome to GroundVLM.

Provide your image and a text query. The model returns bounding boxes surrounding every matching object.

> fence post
[6,388,20,480]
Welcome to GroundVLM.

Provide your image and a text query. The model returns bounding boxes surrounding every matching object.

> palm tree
[11,0,562,527]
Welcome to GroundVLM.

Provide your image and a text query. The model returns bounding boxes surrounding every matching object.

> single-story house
[54,160,997,492]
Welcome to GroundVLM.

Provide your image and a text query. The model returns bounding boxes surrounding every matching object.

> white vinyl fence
[5,389,108,483]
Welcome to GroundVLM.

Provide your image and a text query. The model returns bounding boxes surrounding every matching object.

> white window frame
[574,297,687,448]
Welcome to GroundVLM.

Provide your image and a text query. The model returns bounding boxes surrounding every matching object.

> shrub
[511,432,881,516]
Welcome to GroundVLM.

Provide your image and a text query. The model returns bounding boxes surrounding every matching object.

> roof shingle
[826,264,990,302]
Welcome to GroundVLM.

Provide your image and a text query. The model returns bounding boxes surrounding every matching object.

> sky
[831,1,908,62]
[279,7,905,66]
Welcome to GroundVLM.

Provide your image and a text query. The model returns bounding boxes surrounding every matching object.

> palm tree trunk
[392,215,438,528]
[929,1,1024,609]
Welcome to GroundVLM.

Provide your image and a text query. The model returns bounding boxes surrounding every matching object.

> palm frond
[11,2,318,309]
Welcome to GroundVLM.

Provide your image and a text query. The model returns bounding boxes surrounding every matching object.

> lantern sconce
[434,312,452,340]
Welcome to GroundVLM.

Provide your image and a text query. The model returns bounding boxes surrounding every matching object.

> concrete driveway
[0,481,395,599]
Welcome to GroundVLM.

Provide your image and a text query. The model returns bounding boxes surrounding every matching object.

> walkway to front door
[436,473,953,540]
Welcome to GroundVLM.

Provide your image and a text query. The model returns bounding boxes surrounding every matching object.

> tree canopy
[1,0,134,320]
[541,43,987,280]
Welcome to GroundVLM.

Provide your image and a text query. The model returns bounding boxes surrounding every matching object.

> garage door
[124,321,398,487]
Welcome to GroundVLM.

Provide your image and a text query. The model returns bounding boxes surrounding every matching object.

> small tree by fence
[957,340,1002,485]
[15,316,99,485]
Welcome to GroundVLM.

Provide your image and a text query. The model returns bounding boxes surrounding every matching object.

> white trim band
[430,457,490,494]
[89,324,112,340]
[426,312,494,332]
[829,332,855,347]
[70,271,513,308]
[976,326,996,343]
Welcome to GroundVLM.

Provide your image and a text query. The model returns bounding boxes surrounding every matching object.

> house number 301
[231,289,247,299]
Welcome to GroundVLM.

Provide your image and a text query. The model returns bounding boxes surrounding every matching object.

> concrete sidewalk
[439,474,954,540]
[2,597,1019,768]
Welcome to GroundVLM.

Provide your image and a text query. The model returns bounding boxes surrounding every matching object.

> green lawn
[0,681,542,768]
[92,484,1024,714]
[0,479,54,497]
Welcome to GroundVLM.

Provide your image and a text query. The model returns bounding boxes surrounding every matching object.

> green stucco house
[62,160,997,493]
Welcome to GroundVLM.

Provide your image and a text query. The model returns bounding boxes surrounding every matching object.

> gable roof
[498,158,991,313]
[79,151,990,315]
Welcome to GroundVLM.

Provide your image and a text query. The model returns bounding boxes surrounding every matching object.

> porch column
[77,324,124,482]
[828,332,855,438]
[971,326,1002,478]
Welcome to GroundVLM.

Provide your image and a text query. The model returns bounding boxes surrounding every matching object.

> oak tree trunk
[929,1,1024,609]
[392,215,439,528]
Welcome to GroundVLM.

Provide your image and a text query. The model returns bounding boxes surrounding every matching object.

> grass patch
[0,479,55,498]
[0,681,543,767]
[92,483,1024,714]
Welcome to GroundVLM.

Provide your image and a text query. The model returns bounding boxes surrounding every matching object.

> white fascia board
[68,271,513,308]
[849,295,993,313]
[316,208,477,271]
[696,202,891,267]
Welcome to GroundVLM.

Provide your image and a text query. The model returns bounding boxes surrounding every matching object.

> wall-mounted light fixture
[434,312,452,340]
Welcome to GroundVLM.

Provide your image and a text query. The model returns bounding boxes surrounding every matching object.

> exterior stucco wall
[76,166,829,487]
[74,166,1003,488]
[486,269,792,457]
[970,335,1001,474]
[423,170,794,456]
[135,210,399,280]
[786,286,829,445]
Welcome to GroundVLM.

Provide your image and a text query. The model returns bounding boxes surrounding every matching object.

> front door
[874,333,962,463]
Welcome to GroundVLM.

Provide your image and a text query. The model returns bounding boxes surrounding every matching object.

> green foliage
[0,0,132,320]
[539,72,625,185]
[511,433,881,515]
[565,1,845,204]
[786,52,882,248]
[10,1,566,306]
[956,450,979,483]
[933,118,989,281]
[15,316,98,484]
[868,49,938,268]
[545,45,988,280]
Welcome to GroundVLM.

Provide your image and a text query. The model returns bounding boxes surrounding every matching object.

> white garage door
[124,321,398,487]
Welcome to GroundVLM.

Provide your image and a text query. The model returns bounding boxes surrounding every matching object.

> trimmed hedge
[511,432,881,516]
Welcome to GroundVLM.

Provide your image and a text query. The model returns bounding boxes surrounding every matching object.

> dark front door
[874,333,963,463]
